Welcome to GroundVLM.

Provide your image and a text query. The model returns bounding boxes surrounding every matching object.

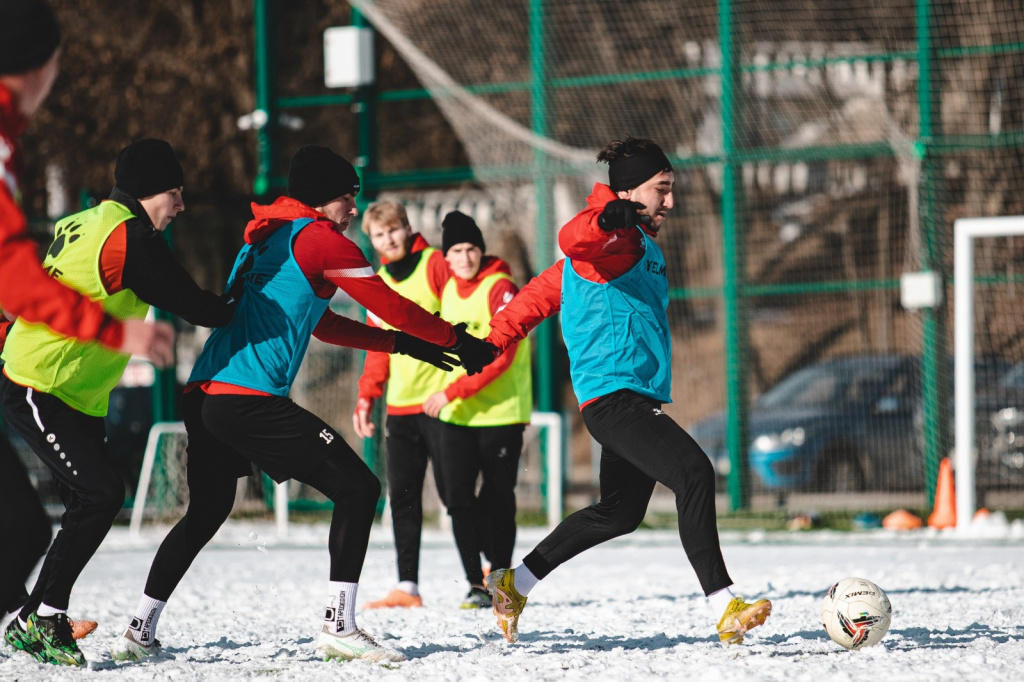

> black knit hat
[288,145,360,208]
[0,0,61,76]
[114,139,184,199]
[441,211,485,255]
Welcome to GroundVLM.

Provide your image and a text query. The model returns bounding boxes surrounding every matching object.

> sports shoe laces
[40,614,76,648]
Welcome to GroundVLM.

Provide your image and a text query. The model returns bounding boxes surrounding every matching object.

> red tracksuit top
[485,183,658,408]
[198,198,458,396]
[0,82,123,349]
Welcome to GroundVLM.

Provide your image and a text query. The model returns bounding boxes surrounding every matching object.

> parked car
[689,355,923,493]
[974,361,1024,489]
[689,354,1018,493]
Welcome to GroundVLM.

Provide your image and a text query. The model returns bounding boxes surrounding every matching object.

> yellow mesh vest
[439,272,532,426]
[2,202,149,416]
[377,248,451,408]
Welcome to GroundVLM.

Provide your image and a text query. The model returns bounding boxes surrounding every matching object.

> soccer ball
[820,577,892,650]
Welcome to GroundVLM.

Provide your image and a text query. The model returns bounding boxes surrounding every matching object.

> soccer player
[355,201,453,610]
[0,0,172,661]
[483,137,772,645]
[1,138,239,666]
[421,211,531,609]
[110,145,496,665]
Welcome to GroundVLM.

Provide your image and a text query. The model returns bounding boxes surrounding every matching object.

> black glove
[451,323,498,376]
[393,331,461,372]
[597,199,647,232]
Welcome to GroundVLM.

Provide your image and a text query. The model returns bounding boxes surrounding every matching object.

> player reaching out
[1,138,239,666]
[483,137,771,645]
[110,145,496,665]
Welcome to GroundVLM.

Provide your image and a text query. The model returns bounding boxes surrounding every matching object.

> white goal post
[131,412,564,539]
[953,216,1024,530]
[130,421,289,540]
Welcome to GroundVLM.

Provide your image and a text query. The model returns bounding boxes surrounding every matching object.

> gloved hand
[393,331,461,371]
[451,323,499,376]
[597,199,647,232]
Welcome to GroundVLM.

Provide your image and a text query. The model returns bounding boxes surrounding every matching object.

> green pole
[252,0,277,196]
[530,0,557,418]
[151,226,177,424]
[720,0,750,511]
[530,0,560,510]
[916,0,949,507]
[351,7,387,512]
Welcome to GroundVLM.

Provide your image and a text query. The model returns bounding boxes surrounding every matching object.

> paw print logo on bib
[47,220,84,259]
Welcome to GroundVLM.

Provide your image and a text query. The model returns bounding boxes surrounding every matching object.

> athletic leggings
[385,413,444,585]
[439,422,524,587]
[522,389,732,596]
[0,432,52,615]
[1,375,124,616]
[143,390,381,601]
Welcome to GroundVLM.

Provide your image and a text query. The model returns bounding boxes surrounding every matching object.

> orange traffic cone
[928,457,957,529]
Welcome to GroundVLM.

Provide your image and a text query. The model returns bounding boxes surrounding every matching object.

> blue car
[688,355,923,492]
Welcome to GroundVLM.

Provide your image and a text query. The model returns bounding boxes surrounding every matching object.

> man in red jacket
[483,137,771,647]
[355,201,454,610]
[0,0,172,649]
[111,146,497,665]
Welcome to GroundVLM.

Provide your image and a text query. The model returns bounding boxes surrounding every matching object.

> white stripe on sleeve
[324,266,375,279]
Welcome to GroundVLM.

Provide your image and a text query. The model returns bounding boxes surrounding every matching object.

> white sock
[36,603,66,618]
[513,564,539,597]
[707,586,736,620]
[397,581,419,597]
[129,594,167,646]
[325,581,358,636]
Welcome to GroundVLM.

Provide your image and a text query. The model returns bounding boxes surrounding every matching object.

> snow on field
[2,520,1023,680]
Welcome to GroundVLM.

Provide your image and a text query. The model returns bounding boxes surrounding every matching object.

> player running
[110,145,495,665]
[1,138,238,667]
[422,211,531,609]
[483,137,771,645]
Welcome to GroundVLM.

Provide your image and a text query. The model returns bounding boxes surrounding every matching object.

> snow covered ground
[2,519,1023,680]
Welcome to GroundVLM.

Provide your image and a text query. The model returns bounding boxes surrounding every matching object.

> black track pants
[0,433,52,615]
[143,390,381,601]
[439,422,524,586]
[1,375,124,615]
[522,390,732,596]
[385,413,443,584]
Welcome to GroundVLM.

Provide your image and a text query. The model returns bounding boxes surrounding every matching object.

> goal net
[334,0,1024,514]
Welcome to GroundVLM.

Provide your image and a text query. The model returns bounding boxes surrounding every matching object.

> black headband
[608,148,672,192]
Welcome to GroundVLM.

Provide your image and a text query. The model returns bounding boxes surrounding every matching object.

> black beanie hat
[114,139,184,199]
[441,211,485,255]
[288,145,360,208]
[0,0,61,76]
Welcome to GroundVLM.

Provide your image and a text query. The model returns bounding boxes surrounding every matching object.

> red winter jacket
[198,197,457,396]
[0,82,123,349]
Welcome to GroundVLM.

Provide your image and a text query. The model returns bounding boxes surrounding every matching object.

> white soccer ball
[820,577,892,650]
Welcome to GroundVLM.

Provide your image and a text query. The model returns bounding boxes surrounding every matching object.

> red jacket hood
[244,196,332,244]
[587,182,658,238]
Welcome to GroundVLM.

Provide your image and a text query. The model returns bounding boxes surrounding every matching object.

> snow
[3,521,1024,680]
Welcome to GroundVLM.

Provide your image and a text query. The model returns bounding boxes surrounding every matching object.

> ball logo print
[820,577,892,650]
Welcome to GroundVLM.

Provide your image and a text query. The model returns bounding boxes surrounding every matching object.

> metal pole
[720,0,749,511]
[917,0,950,508]
[253,0,278,196]
[151,225,177,424]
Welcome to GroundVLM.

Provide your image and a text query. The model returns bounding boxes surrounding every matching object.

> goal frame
[953,215,1024,530]
[129,421,289,539]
